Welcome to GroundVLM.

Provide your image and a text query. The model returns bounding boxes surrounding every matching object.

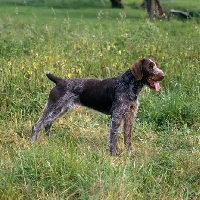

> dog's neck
[116,69,144,100]
[122,69,144,87]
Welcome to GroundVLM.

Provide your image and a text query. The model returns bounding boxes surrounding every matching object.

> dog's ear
[130,59,144,80]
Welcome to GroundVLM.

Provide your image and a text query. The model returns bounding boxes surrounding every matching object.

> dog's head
[130,58,165,91]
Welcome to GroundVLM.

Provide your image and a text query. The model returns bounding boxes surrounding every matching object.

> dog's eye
[149,62,154,69]
[155,62,159,66]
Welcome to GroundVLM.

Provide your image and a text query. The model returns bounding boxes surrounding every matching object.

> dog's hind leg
[45,123,53,136]
[31,100,69,143]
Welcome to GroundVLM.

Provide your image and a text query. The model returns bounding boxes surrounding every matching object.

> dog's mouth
[147,78,161,91]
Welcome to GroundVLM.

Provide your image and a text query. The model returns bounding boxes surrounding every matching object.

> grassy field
[0,0,200,199]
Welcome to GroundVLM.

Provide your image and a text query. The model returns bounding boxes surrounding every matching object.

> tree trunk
[110,0,123,8]
[142,0,165,19]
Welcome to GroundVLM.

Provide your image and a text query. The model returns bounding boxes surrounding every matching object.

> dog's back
[79,78,116,114]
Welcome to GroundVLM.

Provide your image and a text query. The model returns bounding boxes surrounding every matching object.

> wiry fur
[31,58,165,156]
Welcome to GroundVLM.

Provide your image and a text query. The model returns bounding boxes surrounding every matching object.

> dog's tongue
[154,81,160,91]
[148,80,161,91]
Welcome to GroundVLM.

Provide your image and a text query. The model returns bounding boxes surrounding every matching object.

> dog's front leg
[108,112,123,156]
[123,102,138,153]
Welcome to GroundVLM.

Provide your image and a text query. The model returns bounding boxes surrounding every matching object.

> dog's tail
[45,72,63,85]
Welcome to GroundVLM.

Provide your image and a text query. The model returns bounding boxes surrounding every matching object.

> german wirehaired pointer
[31,58,165,156]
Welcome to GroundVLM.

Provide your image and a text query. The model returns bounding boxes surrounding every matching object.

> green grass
[0,0,200,199]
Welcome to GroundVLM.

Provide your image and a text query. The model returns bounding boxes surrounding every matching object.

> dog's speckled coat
[31,58,165,156]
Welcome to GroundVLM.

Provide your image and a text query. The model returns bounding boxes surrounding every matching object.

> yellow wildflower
[112,63,117,67]
[28,70,33,75]
[98,51,103,57]
[8,61,12,66]
[45,56,49,61]
[68,73,72,78]
[33,61,37,69]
